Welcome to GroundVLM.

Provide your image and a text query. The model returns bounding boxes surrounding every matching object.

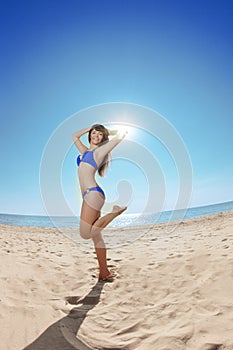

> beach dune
[1,211,233,350]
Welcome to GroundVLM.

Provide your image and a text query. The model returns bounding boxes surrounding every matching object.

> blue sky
[0,0,233,215]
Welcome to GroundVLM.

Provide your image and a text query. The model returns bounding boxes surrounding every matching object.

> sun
[110,123,137,138]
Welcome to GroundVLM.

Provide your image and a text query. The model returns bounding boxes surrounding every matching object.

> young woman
[72,124,127,281]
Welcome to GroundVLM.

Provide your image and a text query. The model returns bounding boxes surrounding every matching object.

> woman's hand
[108,129,118,136]
[108,128,128,138]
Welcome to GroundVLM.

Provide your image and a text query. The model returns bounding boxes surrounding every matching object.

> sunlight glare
[110,124,136,138]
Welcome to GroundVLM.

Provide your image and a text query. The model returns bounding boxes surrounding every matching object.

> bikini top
[77,148,98,169]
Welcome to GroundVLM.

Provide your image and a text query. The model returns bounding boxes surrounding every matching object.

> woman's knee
[79,219,101,240]
[79,223,92,240]
[80,232,90,240]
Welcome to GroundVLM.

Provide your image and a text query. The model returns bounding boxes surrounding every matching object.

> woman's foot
[111,205,127,215]
[98,274,114,282]
[98,270,116,282]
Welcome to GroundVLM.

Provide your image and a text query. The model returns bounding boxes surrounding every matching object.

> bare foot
[112,205,127,215]
[98,275,114,282]
[98,269,116,282]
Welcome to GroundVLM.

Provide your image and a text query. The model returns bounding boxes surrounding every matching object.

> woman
[72,124,127,281]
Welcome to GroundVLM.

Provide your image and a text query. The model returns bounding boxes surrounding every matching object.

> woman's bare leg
[92,233,112,279]
[80,194,127,280]
[91,205,127,236]
[80,195,127,239]
[91,206,127,280]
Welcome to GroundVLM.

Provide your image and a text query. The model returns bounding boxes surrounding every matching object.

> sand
[0,210,233,350]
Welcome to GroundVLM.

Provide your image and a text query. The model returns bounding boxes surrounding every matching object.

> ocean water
[0,201,233,229]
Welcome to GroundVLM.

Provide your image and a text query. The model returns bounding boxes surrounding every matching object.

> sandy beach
[1,210,233,350]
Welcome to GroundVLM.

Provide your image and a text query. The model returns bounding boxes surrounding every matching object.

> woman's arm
[95,130,126,160]
[72,127,90,153]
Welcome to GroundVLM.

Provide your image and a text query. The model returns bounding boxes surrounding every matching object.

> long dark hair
[88,124,110,177]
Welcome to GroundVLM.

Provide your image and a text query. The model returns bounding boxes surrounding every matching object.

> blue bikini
[77,148,98,169]
[82,186,105,199]
[77,149,105,199]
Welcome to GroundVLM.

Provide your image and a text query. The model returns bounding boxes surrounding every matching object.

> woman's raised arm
[72,127,90,153]
[96,130,126,160]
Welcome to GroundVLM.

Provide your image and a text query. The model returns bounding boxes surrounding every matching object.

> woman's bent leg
[91,205,127,236]
[79,192,104,239]
[80,192,127,239]
[79,194,127,280]
[79,195,112,279]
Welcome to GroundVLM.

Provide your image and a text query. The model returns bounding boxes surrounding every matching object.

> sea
[0,201,233,229]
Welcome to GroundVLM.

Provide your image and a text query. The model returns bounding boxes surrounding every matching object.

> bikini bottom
[82,186,105,199]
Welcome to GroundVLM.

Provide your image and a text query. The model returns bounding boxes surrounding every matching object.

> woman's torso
[77,148,101,192]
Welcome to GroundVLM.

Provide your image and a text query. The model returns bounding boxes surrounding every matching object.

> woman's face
[90,128,104,145]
